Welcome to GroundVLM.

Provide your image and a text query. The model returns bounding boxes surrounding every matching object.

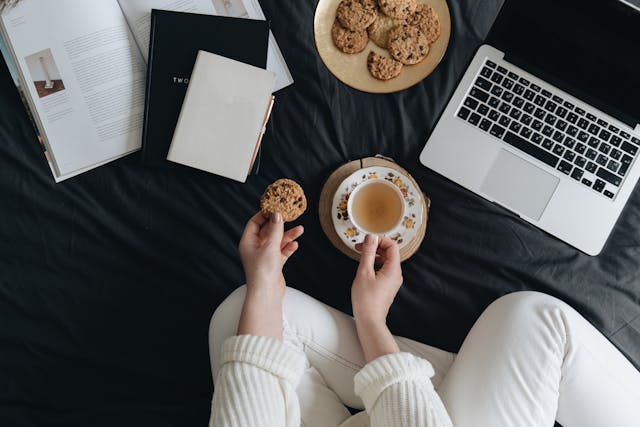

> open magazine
[0,0,292,182]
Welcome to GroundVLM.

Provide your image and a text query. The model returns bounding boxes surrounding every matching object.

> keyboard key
[509,122,522,133]
[521,114,533,125]
[595,168,621,187]
[593,179,605,192]
[490,124,506,139]
[464,97,479,110]
[575,107,586,115]
[480,67,493,78]
[588,137,600,148]
[611,148,622,160]
[530,83,541,92]
[476,77,492,91]
[578,131,589,142]
[567,112,579,124]
[486,60,496,68]
[520,127,533,139]
[598,143,611,155]
[552,131,564,143]
[586,149,597,160]
[588,123,600,136]
[458,107,471,120]
[542,125,554,137]
[544,100,557,113]
[542,89,553,98]
[508,71,519,80]
[513,84,525,95]
[489,109,500,121]
[556,106,568,118]
[477,104,490,116]
[599,129,611,141]
[534,95,546,106]
[574,156,586,167]
[502,78,515,90]
[534,108,546,119]
[619,154,633,176]
[519,77,530,85]
[552,144,565,156]
[621,141,638,156]
[557,160,572,175]
[610,135,622,147]
[503,131,559,168]
[470,88,490,103]
[587,113,597,122]
[555,120,568,131]
[604,190,614,199]
[491,73,503,84]
[480,118,492,131]
[608,124,619,133]
[524,102,536,113]
[621,130,631,139]
[499,115,511,127]
[531,132,543,144]
[491,86,504,97]
[468,112,481,125]
[499,103,511,114]
[552,95,564,104]
[607,160,620,173]
[577,118,589,129]
[524,89,535,101]
[575,143,586,154]
[502,92,514,103]
[497,65,508,74]
[596,154,608,166]
[567,125,579,136]
[542,138,554,150]
[545,115,557,126]
[532,120,543,131]
[489,96,501,108]
[564,101,575,110]
[582,178,593,187]
[632,136,640,146]
[586,161,597,173]
[563,137,575,149]
[509,109,522,120]
[597,119,607,127]
[513,97,525,108]
[571,168,584,181]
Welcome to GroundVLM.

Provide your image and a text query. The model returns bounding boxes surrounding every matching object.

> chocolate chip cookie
[405,4,441,44]
[378,0,417,20]
[260,179,307,222]
[367,11,404,48]
[367,51,403,80]
[388,24,429,65]
[336,0,378,31]
[331,19,369,54]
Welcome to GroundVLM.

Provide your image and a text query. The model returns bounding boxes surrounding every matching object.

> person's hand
[351,234,403,325]
[238,211,304,296]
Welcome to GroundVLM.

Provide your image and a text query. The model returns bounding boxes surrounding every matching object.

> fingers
[378,237,401,275]
[282,225,304,249]
[241,211,268,241]
[357,234,379,277]
[261,212,284,246]
[281,240,299,259]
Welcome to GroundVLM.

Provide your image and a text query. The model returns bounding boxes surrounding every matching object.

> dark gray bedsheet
[1,0,638,425]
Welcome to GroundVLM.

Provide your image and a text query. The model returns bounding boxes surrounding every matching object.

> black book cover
[142,10,269,165]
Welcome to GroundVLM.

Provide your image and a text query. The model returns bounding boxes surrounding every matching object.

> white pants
[209,286,640,427]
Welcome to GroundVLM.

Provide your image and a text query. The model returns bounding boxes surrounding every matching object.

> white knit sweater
[210,335,453,426]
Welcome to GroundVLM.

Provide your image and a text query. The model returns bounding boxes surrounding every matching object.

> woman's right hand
[351,234,403,325]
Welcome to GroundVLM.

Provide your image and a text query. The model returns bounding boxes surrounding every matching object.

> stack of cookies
[331,0,441,81]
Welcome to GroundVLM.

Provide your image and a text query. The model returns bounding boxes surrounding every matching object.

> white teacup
[347,178,405,235]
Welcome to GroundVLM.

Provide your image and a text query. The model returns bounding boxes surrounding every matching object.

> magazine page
[117,0,293,91]
[0,0,146,177]
[117,0,217,63]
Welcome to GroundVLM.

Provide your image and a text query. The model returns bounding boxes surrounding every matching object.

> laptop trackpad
[480,149,559,220]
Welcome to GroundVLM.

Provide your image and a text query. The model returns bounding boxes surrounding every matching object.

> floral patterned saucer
[331,166,423,251]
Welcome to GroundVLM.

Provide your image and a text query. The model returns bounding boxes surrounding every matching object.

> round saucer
[331,166,423,251]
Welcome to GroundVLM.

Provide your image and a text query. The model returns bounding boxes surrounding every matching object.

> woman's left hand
[238,211,304,297]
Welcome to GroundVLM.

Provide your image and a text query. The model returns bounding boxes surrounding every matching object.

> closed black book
[142,10,269,166]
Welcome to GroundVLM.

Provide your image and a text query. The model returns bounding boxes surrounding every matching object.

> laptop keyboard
[456,59,640,200]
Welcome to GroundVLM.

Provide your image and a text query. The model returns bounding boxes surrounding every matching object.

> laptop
[419,0,640,255]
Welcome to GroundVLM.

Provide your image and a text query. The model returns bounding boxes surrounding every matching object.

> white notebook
[167,50,276,182]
